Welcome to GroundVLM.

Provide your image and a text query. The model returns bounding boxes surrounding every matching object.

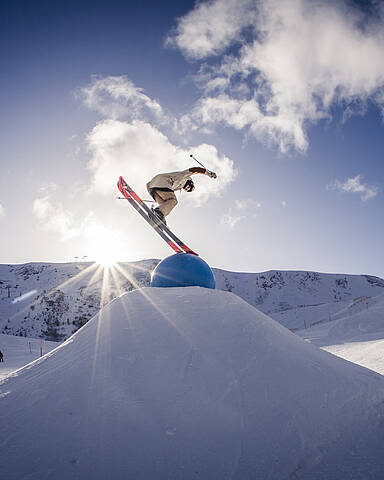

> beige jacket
[147,169,192,192]
[146,167,207,196]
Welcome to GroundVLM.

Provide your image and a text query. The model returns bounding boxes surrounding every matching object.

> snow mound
[1,287,384,479]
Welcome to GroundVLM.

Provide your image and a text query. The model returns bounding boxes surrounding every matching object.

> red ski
[117,176,198,256]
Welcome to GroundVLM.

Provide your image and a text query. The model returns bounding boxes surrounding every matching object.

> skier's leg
[153,191,178,217]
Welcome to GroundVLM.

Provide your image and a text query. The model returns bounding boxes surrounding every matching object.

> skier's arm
[188,167,217,179]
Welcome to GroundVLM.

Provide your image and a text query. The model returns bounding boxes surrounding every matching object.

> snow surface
[1,287,384,479]
[0,334,58,380]
[299,292,384,375]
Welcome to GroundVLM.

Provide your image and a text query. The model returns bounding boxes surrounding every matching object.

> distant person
[146,167,217,225]
[0,350,3,362]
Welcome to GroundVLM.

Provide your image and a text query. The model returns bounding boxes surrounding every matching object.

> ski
[117,176,198,256]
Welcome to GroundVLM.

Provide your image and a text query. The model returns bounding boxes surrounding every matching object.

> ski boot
[152,207,167,226]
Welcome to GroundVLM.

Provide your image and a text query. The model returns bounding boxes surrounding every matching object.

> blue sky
[0,0,383,277]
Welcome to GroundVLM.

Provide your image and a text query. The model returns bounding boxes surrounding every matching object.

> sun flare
[92,246,121,267]
[86,224,124,267]
[95,255,116,267]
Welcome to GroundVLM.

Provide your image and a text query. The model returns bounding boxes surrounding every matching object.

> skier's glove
[206,170,217,179]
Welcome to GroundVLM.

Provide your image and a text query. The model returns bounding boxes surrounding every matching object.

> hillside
[1,261,384,340]
[298,292,384,375]
[0,260,157,340]
[2,287,384,479]
[214,268,384,328]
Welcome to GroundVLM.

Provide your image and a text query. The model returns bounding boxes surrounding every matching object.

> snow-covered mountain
[214,268,384,329]
[0,261,157,340]
[2,287,384,479]
[1,261,384,340]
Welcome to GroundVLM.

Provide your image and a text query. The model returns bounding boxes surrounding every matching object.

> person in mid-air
[146,166,217,224]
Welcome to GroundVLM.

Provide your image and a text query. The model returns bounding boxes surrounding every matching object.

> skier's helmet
[183,178,195,192]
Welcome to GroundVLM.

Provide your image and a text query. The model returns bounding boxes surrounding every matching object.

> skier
[0,350,3,362]
[146,167,217,224]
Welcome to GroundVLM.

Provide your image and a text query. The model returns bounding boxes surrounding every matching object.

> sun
[85,224,124,267]
[94,253,116,267]
[91,243,122,267]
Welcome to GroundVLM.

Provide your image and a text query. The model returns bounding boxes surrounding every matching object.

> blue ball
[151,253,216,289]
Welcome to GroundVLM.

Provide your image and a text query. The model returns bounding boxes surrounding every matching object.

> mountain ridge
[1,260,383,340]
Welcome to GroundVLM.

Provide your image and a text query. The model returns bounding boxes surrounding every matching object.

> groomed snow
[299,292,384,376]
[1,287,384,479]
[0,334,58,380]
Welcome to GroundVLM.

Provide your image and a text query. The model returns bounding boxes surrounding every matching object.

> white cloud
[281,200,287,207]
[86,119,237,205]
[170,0,384,152]
[78,75,165,123]
[33,196,80,240]
[76,74,237,204]
[0,203,4,216]
[327,174,378,201]
[167,0,257,60]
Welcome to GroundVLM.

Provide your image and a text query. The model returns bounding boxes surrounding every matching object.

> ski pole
[190,154,206,169]
[116,196,155,203]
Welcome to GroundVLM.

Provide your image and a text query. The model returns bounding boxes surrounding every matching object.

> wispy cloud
[327,174,378,201]
[169,0,384,152]
[281,200,287,208]
[77,75,165,123]
[222,197,261,228]
[0,203,4,217]
[33,196,80,240]
[221,211,244,229]
[235,198,262,210]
